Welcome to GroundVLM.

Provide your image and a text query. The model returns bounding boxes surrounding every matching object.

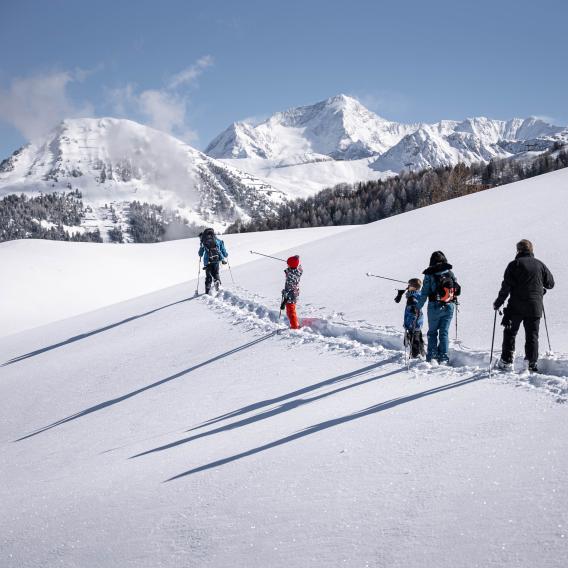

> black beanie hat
[429,251,447,266]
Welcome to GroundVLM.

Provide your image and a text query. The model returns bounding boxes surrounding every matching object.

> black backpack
[431,271,461,303]
[201,228,220,262]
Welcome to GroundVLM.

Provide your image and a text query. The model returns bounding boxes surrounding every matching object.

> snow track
[205,287,568,401]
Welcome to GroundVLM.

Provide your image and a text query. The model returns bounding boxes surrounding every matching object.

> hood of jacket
[423,262,452,275]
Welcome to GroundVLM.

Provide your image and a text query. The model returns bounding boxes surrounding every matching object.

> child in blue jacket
[395,278,425,358]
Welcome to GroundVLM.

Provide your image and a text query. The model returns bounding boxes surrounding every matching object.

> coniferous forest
[0,191,102,243]
[1,145,566,243]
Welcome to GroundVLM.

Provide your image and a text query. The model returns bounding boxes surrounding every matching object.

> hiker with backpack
[395,278,426,359]
[280,255,303,329]
[198,228,228,295]
[417,251,461,364]
[493,239,555,373]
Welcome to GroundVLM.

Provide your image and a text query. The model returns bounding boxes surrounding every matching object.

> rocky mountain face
[0,117,286,237]
[206,94,568,177]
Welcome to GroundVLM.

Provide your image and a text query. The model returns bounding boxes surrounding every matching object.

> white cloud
[138,89,187,135]
[0,71,93,141]
[107,55,214,142]
[168,55,214,89]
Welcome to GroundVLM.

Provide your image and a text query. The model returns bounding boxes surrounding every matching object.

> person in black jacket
[493,239,555,373]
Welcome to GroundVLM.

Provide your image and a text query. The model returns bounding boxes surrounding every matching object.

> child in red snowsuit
[281,255,303,329]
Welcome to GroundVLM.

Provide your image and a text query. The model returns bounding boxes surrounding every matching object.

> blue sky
[0,0,566,157]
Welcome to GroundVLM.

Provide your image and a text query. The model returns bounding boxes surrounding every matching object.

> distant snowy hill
[0,118,286,237]
[206,95,568,196]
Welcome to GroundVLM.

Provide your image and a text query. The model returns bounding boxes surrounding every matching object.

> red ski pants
[286,303,300,329]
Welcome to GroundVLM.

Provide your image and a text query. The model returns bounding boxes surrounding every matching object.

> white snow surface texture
[1,170,567,567]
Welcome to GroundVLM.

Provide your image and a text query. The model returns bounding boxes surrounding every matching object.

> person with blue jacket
[417,251,461,364]
[395,278,425,358]
[198,228,228,295]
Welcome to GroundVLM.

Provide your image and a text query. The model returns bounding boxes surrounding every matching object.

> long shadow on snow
[14,331,277,443]
[131,357,401,459]
[3,295,201,367]
[165,372,486,481]
[188,354,400,432]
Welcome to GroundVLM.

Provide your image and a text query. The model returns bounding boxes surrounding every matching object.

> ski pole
[227,260,235,285]
[250,250,287,262]
[543,304,552,353]
[366,272,407,285]
[489,309,498,378]
[195,257,201,296]
[455,300,459,342]
[277,292,285,333]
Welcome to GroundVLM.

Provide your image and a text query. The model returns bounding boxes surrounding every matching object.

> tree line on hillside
[227,143,568,233]
[122,201,201,243]
[0,192,204,244]
[0,191,102,243]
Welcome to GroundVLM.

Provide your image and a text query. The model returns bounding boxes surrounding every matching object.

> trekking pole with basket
[403,331,410,371]
[251,250,287,263]
[454,299,459,343]
[227,260,236,285]
[277,292,286,333]
[195,257,202,297]
[366,272,407,284]
[543,304,553,354]
[489,309,498,378]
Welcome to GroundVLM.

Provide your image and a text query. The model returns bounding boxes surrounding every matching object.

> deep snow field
[1,169,567,567]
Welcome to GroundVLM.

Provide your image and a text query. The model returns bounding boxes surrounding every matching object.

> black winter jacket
[495,252,555,317]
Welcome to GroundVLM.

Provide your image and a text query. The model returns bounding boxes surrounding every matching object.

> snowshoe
[496,359,513,372]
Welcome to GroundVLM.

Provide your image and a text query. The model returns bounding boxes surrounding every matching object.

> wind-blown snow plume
[0,71,93,141]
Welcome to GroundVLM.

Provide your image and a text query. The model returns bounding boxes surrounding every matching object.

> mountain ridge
[0,117,287,237]
[206,95,568,173]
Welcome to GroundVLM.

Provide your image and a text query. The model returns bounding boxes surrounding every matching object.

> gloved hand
[394,289,405,304]
[543,288,547,295]
[493,299,501,310]
[222,259,228,265]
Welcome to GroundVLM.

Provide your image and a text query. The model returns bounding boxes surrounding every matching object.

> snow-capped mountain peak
[205,94,416,162]
[0,117,286,236]
[206,95,568,183]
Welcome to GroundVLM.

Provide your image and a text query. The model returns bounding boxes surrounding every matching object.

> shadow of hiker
[189,354,401,432]
[165,372,486,482]
[131,358,401,459]
[14,330,278,443]
[3,296,202,367]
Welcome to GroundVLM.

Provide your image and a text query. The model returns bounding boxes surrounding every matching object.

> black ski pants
[405,329,425,358]
[501,312,540,364]
[205,262,221,292]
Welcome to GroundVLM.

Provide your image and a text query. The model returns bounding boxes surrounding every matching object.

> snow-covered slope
[1,169,567,567]
[0,225,351,338]
[0,118,287,232]
[206,95,568,196]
